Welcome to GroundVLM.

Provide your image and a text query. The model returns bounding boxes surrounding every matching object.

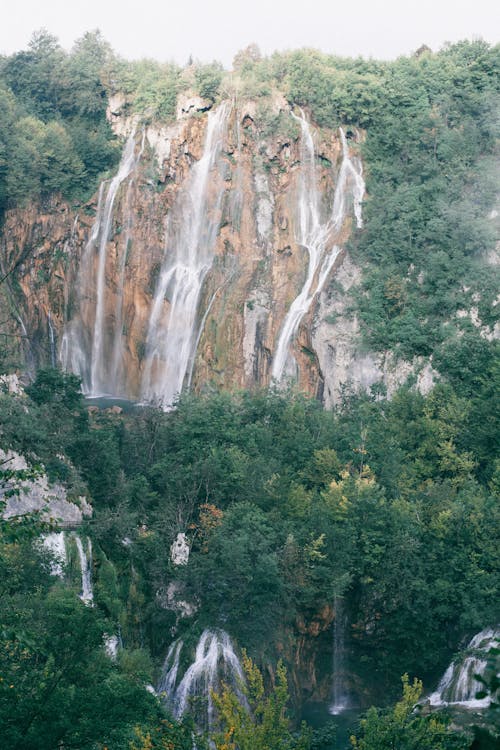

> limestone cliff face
[1,92,430,405]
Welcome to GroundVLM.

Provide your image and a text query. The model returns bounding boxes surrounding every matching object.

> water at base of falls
[158,628,245,731]
[428,627,500,709]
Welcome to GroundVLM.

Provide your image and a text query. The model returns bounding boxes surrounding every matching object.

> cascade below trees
[158,629,245,731]
[429,628,500,709]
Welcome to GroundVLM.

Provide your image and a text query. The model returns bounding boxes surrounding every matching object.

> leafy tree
[211,653,310,750]
[194,62,224,102]
[351,675,468,750]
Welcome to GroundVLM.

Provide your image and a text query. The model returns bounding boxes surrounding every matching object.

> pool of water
[302,703,361,749]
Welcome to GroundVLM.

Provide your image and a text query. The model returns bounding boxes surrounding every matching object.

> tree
[211,653,310,750]
[351,675,468,750]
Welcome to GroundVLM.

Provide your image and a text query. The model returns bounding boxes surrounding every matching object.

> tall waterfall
[109,130,146,393]
[140,102,230,407]
[60,131,140,396]
[158,628,245,730]
[74,535,93,604]
[429,627,500,708]
[271,117,365,383]
[329,596,350,715]
[158,639,184,698]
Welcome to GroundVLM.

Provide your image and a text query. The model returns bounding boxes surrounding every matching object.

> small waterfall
[140,102,230,408]
[271,117,365,383]
[42,531,66,577]
[158,629,245,731]
[16,313,35,379]
[60,184,106,389]
[104,634,120,660]
[329,596,350,715]
[158,639,184,697]
[429,627,500,708]
[47,312,56,367]
[60,132,140,396]
[229,112,244,232]
[74,535,93,604]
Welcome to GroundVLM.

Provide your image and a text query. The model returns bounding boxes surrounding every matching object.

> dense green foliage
[0,29,120,209]
[212,653,310,749]
[1,30,499,749]
[1,369,498,747]
[0,472,176,748]
[351,675,468,750]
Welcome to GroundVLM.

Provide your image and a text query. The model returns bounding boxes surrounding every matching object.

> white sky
[1,0,499,67]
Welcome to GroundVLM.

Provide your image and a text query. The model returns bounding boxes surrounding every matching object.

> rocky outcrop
[0,449,92,527]
[313,253,439,406]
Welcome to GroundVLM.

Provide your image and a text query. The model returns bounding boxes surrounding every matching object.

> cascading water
[60,131,140,396]
[429,627,500,708]
[109,130,146,392]
[47,312,56,367]
[271,115,365,383]
[158,628,245,731]
[140,102,230,408]
[329,596,350,715]
[74,535,93,604]
[42,531,67,577]
[158,639,184,698]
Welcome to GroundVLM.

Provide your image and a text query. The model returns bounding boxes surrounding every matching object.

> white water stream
[42,531,67,577]
[74,535,93,604]
[271,116,364,383]
[158,628,245,730]
[60,132,140,395]
[429,627,499,708]
[329,596,350,715]
[109,130,146,393]
[47,311,56,367]
[140,102,230,407]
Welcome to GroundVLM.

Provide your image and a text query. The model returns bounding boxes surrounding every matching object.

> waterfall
[429,627,500,708]
[140,102,230,408]
[229,112,244,232]
[158,639,184,697]
[109,129,146,392]
[104,634,120,660]
[90,131,139,395]
[59,183,106,390]
[60,132,140,396]
[74,535,93,604]
[42,531,66,577]
[271,117,365,383]
[47,312,56,367]
[16,313,35,379]
[329,596,350,715]
[157,628,245,731]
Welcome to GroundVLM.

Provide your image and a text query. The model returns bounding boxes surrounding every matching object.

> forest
[0,28,499,750]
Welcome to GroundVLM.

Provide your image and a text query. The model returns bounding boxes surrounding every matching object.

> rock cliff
[1,91,434,406]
